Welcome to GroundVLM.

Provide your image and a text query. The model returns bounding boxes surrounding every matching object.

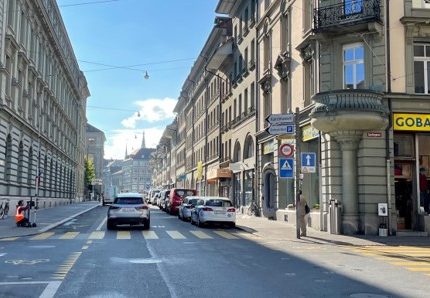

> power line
[58,0,123,8]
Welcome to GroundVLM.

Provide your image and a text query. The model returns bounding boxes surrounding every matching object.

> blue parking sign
[301,152,316,173]
[279,158,294,179]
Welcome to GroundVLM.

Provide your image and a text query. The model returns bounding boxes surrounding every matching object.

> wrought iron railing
[314,0,381,32]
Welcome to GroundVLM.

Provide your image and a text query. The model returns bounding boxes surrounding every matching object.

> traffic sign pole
[295,107,301,239]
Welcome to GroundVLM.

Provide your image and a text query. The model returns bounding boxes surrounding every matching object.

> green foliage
[313,203,320,210]
[84,158,96,187]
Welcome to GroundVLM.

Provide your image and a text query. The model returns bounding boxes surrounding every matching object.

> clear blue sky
[58,0,218,159]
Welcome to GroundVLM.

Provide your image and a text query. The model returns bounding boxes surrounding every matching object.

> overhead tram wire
[58,0,124,8]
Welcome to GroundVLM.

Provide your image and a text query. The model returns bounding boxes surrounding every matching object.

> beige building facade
[0,0,90,210]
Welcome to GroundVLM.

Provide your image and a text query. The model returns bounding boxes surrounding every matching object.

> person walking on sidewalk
[299,195,310,237]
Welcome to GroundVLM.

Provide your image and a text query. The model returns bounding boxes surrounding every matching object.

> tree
[84,158,96,190]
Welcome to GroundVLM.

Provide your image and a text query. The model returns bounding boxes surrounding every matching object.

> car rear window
[188,199,200,205]
[175,189,196,197]
[205,199,232,207]
[115,197,143,204]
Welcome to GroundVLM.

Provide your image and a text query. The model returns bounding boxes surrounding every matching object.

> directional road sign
[266,124,295,135]
[279,158,294,179]
[301,152,316,173]
[266,113,295,125]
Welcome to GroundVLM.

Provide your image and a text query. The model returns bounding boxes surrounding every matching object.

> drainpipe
[255,1,260,210]
[384,0,393,235]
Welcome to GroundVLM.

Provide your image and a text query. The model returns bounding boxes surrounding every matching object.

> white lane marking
[0,281,51,285]
[39,281,62,298]
[0,253,6,257]
[144,239,177,298]
[96,217,107,231]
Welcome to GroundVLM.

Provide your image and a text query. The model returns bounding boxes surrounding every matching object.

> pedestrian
[299,194,310,237]
[15,200,30,227]
[419,167,429,213]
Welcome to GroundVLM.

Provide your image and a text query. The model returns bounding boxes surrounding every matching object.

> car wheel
[178,211,182,220]
[102,201,106,206]
[230,222,236,229]
[190,214,195,225]
[107,220,115,230]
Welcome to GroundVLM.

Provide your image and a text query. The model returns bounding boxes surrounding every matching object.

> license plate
[121,208,135,212]
[214,211,225,214]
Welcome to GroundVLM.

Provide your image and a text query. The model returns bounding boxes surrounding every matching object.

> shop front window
[233,173,242,207]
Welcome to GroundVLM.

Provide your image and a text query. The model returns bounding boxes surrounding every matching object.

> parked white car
[178,196,204,221]
[190,197,235,228]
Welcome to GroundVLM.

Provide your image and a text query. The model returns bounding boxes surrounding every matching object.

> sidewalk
[236,214,430,247]
[0,201,100,239]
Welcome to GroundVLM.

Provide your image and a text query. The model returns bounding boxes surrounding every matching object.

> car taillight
[227,208,235,212]
[202,207,213,212]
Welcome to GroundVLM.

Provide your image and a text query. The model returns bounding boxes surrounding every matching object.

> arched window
[243,135,254,159]
[233,141,241,162]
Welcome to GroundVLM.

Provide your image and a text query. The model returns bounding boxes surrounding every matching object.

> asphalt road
[0,205,429,298]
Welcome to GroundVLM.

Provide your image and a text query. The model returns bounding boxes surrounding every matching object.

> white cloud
[104,127,164,159]
[121,97,177,128]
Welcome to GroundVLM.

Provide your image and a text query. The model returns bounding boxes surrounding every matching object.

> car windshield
[115,197,143,204]
[175,189,195,197]
[205,199,232,207]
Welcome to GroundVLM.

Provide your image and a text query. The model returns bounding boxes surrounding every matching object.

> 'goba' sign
[393,113,430,131]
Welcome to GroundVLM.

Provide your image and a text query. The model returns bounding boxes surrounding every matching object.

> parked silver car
[178,196,204,221]
[107,193,150,230]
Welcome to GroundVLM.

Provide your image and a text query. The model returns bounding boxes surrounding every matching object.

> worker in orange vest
[15,200,30,227]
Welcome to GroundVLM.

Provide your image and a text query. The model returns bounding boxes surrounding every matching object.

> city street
[0,205,429,297]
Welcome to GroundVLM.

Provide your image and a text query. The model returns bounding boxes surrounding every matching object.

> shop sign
[263,139,276,155]
[196,161,203,181]
[393,113,430,131]
[302,124,319,142]
[367,131,382,138]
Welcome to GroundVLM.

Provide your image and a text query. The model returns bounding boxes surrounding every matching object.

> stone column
[332,131,362,234]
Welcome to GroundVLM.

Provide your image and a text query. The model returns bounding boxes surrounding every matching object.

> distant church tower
[141,131,146,148]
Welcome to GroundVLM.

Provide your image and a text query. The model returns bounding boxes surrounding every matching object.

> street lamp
[144,71,150,80]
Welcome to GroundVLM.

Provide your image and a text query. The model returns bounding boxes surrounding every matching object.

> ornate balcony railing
[314,0,381,32]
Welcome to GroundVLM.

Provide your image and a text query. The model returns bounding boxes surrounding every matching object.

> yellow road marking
[0,237,18,241]
[407,267,430,272]
[60,232,79,240]
[30,232,55,240]
[88,231,105,240]
[214,231,238,239]
[166,231,186,239]
[190,230,213,239]
[117,231,131,240]
[389,261,430,266]
[142,231,158,239]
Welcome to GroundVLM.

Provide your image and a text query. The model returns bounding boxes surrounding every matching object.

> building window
[343,43,365,89]
[414,43,430,94]
[304,59,314,106]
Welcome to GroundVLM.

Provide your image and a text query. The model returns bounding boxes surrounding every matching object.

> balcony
[313,0,381,34]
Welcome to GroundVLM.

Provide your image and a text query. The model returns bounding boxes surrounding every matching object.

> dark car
[167,188,197,215]
[107,193,150,230]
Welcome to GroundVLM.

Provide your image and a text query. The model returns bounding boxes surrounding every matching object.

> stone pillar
[332,131,362,234]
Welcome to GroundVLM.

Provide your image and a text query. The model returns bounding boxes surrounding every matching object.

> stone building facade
[0,0,89,209]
